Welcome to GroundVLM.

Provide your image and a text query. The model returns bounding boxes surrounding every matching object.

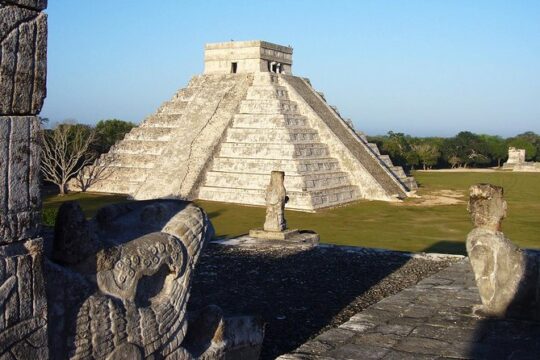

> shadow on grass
[187,245,412,359]
[422,240,466,255]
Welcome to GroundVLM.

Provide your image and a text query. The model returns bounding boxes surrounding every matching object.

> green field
[43,171,540,255]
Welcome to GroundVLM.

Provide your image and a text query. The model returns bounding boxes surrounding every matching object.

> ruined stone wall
[0,0,48,358]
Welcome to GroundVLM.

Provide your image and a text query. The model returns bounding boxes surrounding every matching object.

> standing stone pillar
[0,0,48,358]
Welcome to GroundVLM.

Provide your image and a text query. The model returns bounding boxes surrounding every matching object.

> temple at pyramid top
[204,40,293,74]
[74,40,417,211]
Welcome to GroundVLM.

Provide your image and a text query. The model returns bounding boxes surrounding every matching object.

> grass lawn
[42,171,540,255]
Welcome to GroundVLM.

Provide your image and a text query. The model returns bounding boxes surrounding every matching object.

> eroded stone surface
[264,171,287,232]
[46,200,263,359]
[0,4,47,115]
[0,116,41,244]
[0,0,47,358]
[466,183,540,319]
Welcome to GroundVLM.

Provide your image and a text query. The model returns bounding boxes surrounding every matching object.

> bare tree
[72,153,117,192]
[40,123,97,195]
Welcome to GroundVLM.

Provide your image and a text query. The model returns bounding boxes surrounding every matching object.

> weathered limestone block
[0,239,48,359]
[47,200,264,359]
[0,3,47,115]
[0,116,41,244]
[264,171,287,232]
[466,184,540,319]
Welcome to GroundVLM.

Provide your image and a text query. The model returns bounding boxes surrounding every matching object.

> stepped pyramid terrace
[78,40,417,211]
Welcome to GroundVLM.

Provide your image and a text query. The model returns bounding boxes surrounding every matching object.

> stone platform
[249,228,320,244]
[215,231,320,249]
[279,259,540,359]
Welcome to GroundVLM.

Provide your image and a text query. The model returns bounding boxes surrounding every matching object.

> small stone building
[80,41,417,211]
[503,147,540,172]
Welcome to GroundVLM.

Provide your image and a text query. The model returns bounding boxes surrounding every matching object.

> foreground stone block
[466,184,540,319]
[47,200,263,359]
[0,239,47,359]
[0,116,41,244]
[0,3,47,115]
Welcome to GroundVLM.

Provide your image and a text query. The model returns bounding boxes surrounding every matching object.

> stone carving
[0,1,47,115]
[249,172,319,245]
[1,0,48,358]
[466,184,539,319]
[46,200,264,359]
[77,40,416,211]
[263,171,288,232]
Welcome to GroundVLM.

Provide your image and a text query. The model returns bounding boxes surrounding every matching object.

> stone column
[0,0,48,358]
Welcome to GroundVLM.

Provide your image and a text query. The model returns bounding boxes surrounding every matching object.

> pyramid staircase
[198,73,358,210]
[75,41,417,212]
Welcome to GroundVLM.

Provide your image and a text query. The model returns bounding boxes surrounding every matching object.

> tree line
[366,131,540,170]
[40,119,539,195]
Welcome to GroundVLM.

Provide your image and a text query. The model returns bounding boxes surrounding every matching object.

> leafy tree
[412,141,440,170]
[441,132,490,168]
[95,119,136,153]
[480,134,507,167]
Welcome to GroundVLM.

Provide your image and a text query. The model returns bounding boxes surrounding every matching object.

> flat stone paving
[278,259,540,359]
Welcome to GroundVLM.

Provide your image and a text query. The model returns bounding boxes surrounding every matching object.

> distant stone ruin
[77,40,417,211]
[502,147,540,172]
[466,184,539,319]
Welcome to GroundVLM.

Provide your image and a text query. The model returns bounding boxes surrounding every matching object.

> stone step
[84,180,141,195]
[246,85,289,100]
[140,114,184,128]
[172,87,199,102]
[391,166,406,179]
[95,166,149,182]
[198,184,357,210]
[111,140,168,155]
[99,153,159,169]
[379,154,394,167]
[252,72,279,85]
[124,127,174,141]
[210,157,341,174]
[218,142,329,159]
[403,177,418,191]
[232,114,308,129]
[239,99,298,114]
[157,100,188,115]
[203,171,352,192]
[357,132,368,142]
[198,186,313,210]
[367,143,381,155]
[309,185,358,208]
[225,128,320,144]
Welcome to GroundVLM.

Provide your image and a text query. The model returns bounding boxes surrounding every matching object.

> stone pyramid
[81,41,416,211]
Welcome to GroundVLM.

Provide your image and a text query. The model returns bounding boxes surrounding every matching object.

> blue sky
[42,0,540,136]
